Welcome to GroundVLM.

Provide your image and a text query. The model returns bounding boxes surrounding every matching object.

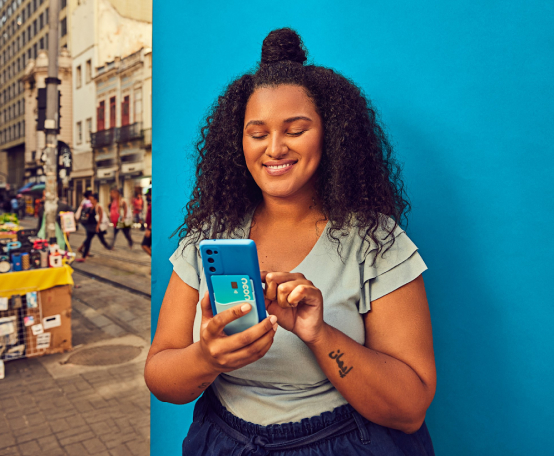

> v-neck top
[169,211,427,425]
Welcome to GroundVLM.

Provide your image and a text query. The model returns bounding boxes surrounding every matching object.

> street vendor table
[0,265,74,296]
[0,265,74,359]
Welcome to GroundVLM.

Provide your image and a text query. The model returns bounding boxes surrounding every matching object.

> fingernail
[269,315,277,324]
[273,323,278,332]
[241,303,251,312]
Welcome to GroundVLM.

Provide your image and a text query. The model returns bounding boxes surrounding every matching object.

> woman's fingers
[225,323,277,367]
[223,315,277,352]
[263,272,307,301]
[200,291,213,320]
[206,303,252,337]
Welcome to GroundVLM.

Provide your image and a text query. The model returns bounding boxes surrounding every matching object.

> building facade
[92,47,151,208]
[0,0,74,191]
[70,0,151,208]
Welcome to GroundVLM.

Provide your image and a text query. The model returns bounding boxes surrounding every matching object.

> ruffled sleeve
[169,238,202,290]
[358,224,427,313]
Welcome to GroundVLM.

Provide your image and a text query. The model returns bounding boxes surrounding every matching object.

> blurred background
[1,1,152,455]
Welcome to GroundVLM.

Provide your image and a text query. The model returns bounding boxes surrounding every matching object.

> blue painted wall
[152,1,554,454]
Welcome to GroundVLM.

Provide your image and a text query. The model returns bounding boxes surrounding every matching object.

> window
[21,30,25,45]
[39,36,43,49]
[85,59,91,83]
[121,95,130,126]
[45,7,48,25]
[61,0,66,9]
[60,17,66,37]
[86,118,92,142]
[33,42,37,59]
[109,96,116,128]
[26,25,30,42]
[39,12,43,29]
[97,101,105,131]
[76,121,82,144]
[134,89,142,123]
[32,0,36,12]
[27,48,31,60]
[33,18,36,36]
[76,65,81,89]
[45,33,48,49]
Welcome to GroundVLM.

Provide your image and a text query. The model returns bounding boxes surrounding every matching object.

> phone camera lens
[206,249,213,255]
[214,251,218,254]
[209,267,216,272]
[207,258,214,263]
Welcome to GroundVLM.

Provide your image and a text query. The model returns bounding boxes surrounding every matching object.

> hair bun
[261,28,307,65]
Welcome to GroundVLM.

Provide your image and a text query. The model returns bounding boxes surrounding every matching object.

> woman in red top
[109,187,134,250]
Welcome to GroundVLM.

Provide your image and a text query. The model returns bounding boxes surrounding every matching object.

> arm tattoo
[329,349,353,378]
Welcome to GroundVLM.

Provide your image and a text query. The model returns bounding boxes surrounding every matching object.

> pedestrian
[17,195,25,219]
[10,195,18,215]
[76,193,111,262]
[132,190,145,231]
[76,190,95,256]
[109,187,133,249]
[145,28,435,456]
[141,189,151,256]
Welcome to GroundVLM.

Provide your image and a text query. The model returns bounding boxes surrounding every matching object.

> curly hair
[175,28,410,262]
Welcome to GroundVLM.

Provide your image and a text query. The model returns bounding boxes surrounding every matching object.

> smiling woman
[145,28,436,456]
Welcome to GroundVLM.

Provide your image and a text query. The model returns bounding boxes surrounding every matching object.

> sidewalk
[1,218,152,456]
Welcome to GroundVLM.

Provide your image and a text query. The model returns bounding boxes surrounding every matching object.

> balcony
[91,128,117,148]
[117,122,143,143]
[142,128,152,148]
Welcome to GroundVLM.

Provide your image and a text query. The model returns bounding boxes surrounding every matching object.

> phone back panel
[199,239,266,335]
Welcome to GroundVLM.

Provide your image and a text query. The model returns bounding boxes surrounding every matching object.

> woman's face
[89,196,97,205]
[243,84,323,200]
[110,190,118,200]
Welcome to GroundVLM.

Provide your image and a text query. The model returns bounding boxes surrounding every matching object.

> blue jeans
[182,387,434,456]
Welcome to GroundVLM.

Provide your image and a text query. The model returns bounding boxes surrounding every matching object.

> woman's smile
[263,160,298,176]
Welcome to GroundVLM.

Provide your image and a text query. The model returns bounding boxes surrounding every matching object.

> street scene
[0,1,153,455]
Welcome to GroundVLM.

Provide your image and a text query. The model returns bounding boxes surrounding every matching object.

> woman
[109,187,133,250]
[76,193,111,262]
[132,191,145,231]
[145,28,436,455]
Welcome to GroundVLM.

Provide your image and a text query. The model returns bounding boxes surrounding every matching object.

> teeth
[267,163,293,169]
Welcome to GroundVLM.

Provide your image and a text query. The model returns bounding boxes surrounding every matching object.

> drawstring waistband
[203,395,370,455]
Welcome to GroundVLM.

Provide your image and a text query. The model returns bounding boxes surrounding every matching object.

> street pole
[44,0,60,242]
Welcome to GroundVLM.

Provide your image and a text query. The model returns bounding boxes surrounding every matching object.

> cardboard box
[25,285,72,357]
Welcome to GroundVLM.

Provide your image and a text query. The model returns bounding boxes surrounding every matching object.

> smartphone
[199,239,266,335]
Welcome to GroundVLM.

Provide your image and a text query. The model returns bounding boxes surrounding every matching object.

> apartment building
[70,0,151,207]
[92,47,151,208]
[0,0,73,190]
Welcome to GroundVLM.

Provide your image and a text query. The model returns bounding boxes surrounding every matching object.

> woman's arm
[307,275,435,433]
[145,272,278,404]
[264,273,435,434]
[96,205,102,232]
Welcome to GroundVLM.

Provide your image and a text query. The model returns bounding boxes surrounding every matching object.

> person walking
[109,187,133,249]
[141,189,152,256]
[10,195,18,215]
[76,193,111,262]
[132,191,145,231]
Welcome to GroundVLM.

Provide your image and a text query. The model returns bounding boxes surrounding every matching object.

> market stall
[0,214,75,379]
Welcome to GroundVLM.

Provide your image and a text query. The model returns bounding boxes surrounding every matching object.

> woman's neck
[257,191,325,225]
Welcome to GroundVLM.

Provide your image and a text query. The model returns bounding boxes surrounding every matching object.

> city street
[0,219,151,456]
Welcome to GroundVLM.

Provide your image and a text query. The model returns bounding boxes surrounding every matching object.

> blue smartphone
[199,239,266,335]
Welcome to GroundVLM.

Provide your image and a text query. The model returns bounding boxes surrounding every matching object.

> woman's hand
[261,272,324,345]
[198,291,278,374]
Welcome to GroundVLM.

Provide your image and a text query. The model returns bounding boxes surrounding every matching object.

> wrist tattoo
[328,349,353,378]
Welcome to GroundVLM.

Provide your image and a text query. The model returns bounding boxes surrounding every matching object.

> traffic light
[36,88,47,131]
[36,88,62,132]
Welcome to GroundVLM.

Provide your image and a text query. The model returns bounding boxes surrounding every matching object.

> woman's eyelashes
[249,130,306,140]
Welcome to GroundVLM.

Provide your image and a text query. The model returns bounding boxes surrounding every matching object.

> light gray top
[169,210,427,425]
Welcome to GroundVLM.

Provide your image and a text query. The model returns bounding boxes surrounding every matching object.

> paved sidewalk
[0,233,152,455]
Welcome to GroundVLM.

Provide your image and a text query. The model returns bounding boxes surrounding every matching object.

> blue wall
[152,1,554,454]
